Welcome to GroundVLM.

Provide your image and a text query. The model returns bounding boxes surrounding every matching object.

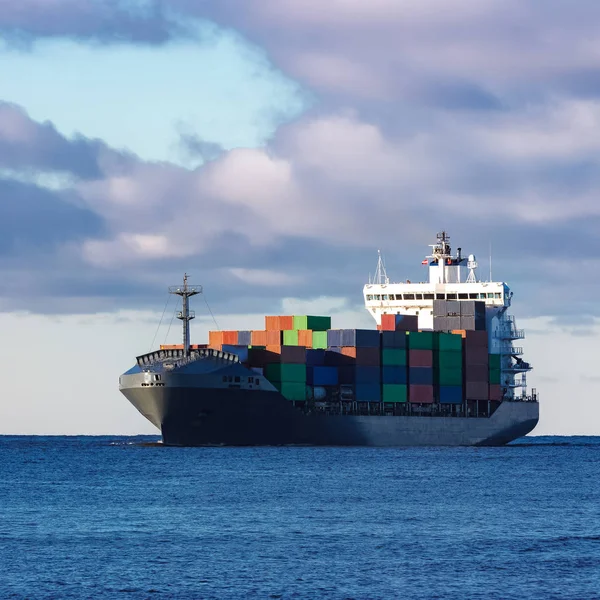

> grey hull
[120,373,539,447]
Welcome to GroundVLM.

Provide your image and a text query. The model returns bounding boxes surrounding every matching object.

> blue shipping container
[355,366,380,384]
[382,366,408,385]
[355,384,381,402]
[338,366,355,384]
[327,329,343,348]
[237,331,252,346]
[340,329,380,348]
[306,349,326,366]
[409,366,433,385]
[439,386,463,404]
[222,345,249,363]
[308,366,338,386]
[380,331,407,348]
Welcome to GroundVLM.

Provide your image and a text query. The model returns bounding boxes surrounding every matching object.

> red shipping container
[209,331,224,347]
[489,384,503,401]
[464,364,489,383]
[340,347,380,366]
[380,314,397,331]
[465,330,488,348]
[251,330,268,346]
[266,330,282,345]
[409,349,433,367]
[409,385,434,403]
[222,331,239,345]
[265,316,280,330]
[298,330,313,347]
[279,316,294,330]
[465,346,489,366]
[466,381,489,400]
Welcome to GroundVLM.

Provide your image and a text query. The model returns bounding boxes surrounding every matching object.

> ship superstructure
[363,232,532,401]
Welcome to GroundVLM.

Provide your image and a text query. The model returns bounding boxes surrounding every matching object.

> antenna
[169,273,202,357]
[375,249,389,285]
[489,241,492,282]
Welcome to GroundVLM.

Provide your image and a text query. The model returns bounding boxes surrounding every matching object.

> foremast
[169,274,201,357]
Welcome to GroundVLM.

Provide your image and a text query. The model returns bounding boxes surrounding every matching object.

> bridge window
[469,293,478,299]
[495,293,502,299]
[382,294,389,300]
[479,293,486,299]
[424,293,434,300]
[404,293,415,300]
[447,293,457,299]
[374,295,381,300]
[436,293,445,299]
[458,293,468,299]
[415,293,423,300]
[487,293,494,298]
[366,295,373,301]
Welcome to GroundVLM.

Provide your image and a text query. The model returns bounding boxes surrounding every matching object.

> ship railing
[496,327,525,340]
[136,347,240,367]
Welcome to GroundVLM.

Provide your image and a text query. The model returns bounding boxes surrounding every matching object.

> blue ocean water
[1,436,599,600]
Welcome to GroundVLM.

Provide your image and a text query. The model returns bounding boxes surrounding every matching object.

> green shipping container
[408,331,434,350]
[489,353,501,370]
[382,384,408,403]
[276,382,308,401]
[381,348,407,366]
[283,330,299,345]
[435,350,463,370]
[434,367,463,386]
[265,363,307,382]
[312,331,328,349]
[435,332,463,352]
[489,368,501,385]
[293,315,332,331]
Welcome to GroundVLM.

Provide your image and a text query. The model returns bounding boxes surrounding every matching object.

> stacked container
[489,353,502,401]
[336,329,381,401]
[434,332,463,404]
[381,330,408,402]
[464,330,489,402]
[263,345,307,401]
[407,331,434,403]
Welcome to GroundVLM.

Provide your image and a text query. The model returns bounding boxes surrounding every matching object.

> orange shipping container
[265,316,280,330]
[209,331,224,347]
[298,330,313,348]
[451,329,467,338]
[160,344,183,350]
[266,345,282,354]
[222,331,239,345]
[266,330,282,345]
[251,330,268,346]
[279,316,294,330]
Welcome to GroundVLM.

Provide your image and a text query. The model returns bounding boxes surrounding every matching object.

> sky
[1,0,599,435]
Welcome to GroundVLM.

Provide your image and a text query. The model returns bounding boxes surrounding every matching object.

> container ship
[119,232,539,446]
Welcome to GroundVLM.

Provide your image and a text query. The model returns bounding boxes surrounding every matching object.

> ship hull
[121,383,539,447]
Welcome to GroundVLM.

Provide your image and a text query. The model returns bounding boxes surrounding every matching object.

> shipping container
[465,346,489,366]
[306,349,326,366]
[283,330,299,346]
[221,345,249,363]
[465,381,489,400]
[381,348,407,366]
[460,315,486,331]
[435,332,463,352]
[354,366,380,384]
[380,331,407,348]
[265,363,307,383]
[446,316,462,330]
[327,329,343,348]
[355,383,381,402]
[209,331,224,347]
[465,364,489,383]
[250,330,268,347]
[451,329,467,338]
[445,300,461,316]
[308,366,339,386]
[266,330,282,346]
[434,367,462,386]
[435,350,463,371]
[275,381,307,401]
[340,329,380,348]
[237,331,252,346]
[222,331,238,345]
[380,314,397,331]
[340,346,380,366]
[312,331,328,349]
[281,316,295,330]
[298,330,313,348]
[433,299,447,317]
[489,384,503,402]
[382,384,408,403]
[409,385,434,403]
[409,349,433,367]
[293,315,331,331]
[324,348,353,367]
[265,316,280,331]
[409,366,433,385]
[465,330,488,348]
[338,365,356,384]
[489,368,501,385]
[407,331,435,350]
[265,345,307,364]
[433,316,450,331]
[489,353,502,370]
[460,300,486,317]
[394,314,419,331]
[382,366,408,385]
[438,386,463,404]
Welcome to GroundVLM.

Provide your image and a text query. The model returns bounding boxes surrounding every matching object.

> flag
[421,259,428,265]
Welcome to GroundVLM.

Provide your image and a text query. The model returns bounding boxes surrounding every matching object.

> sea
[0,436,599,600]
